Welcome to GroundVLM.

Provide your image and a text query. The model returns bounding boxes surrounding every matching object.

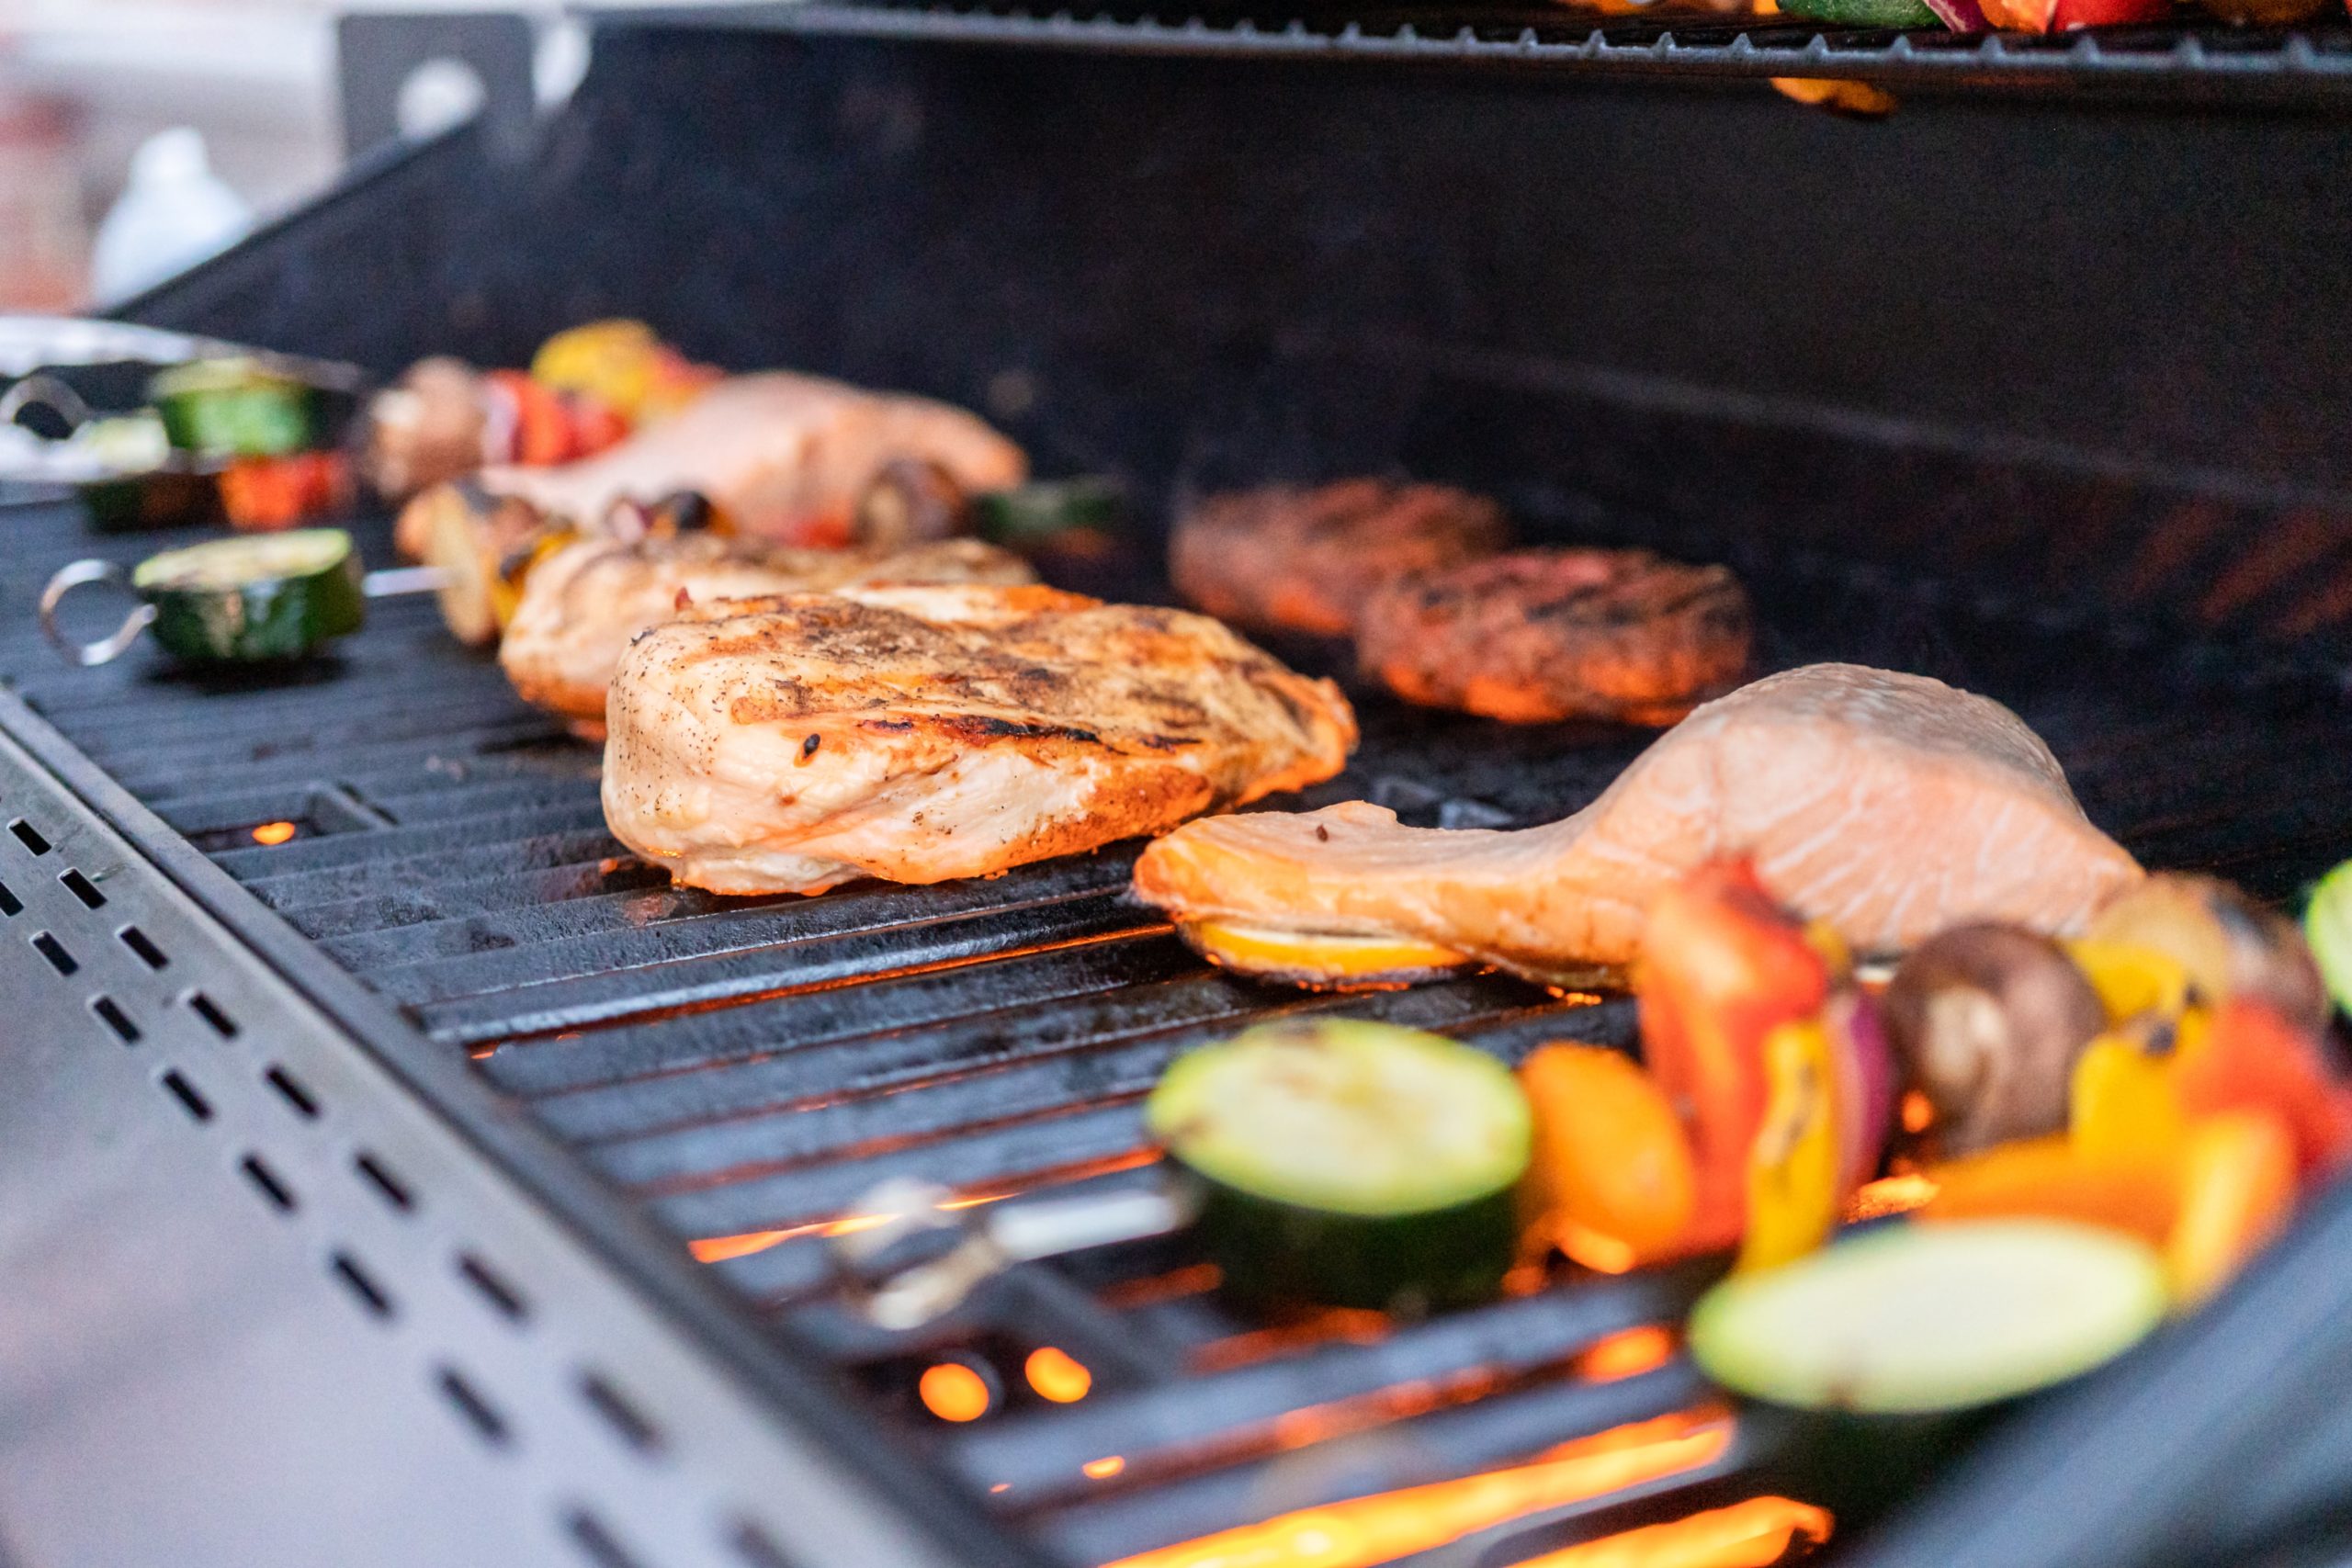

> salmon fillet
[1132,663,2143,981]
[395,371,1025,558]
[604,583,1356,896]
[498,535,1035,732]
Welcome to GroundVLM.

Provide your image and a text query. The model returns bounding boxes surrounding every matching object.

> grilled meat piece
[1170,479,1509,637]
[499,535,1035,735]
[394,371,1025,558]
[1356,547,1754,725]
[604,583,1357,895]
[1133,663,2143,985]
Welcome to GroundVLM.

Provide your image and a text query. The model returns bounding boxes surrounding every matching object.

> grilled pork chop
[604,583,1357,895]
[1170,479,1509,637]
[499,535,1035,734]
[1355,547,1753,725]
[1133,663,2143,984]
[395,372,1025,558]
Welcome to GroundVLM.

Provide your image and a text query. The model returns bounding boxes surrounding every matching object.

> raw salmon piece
[1132,663,2143,981]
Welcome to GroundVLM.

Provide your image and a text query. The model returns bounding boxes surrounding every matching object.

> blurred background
[0,0,607,312]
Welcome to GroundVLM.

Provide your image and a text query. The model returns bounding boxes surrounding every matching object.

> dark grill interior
[10,479,2351,1565]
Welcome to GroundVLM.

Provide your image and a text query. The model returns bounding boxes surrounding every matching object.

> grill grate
[9,492,2352,1565]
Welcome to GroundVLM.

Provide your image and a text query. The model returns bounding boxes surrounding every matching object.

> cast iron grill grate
[8,495,2351,1566]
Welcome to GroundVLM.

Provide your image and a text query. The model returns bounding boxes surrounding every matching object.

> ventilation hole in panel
[265,1064,321,1119]
[354,1151,414,1213]
[32,932,75,976]
[10,819,51,856]
[90,995,139,1043]
[160,1068,211,1122]
[563,1507,646,1568]
[119,925,166,969]
[187,991,237,1038]
[241,1153,297,1213]
[729,1519,801,1568]
[0,880,20,918]
[57,869,104,909]
[578,1371,663,1454]
[330,1250,395,1320]
[436,1366,511,1448]
[457,1251,529,1323]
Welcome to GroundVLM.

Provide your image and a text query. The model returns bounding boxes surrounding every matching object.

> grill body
[6,12,2352,1568]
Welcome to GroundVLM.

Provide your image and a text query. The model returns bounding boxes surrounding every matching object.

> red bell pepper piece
[1637,860,1832,1250]
[2174,998,2352,1181]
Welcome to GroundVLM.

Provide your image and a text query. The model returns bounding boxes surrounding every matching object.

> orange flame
[1573,1325,1677,1383]
[1027,1347,1094,1404]
[919,1362,992,1423]
[1518,1496,1832,1568]
[250,820,298,846]
[1084,1455,1128,1480]
[1099,1408,1732,1568]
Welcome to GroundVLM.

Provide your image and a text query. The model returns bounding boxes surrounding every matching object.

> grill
[11,9,2352,1568]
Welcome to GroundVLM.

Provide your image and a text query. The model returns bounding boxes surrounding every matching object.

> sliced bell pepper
[2070,1033,2188,1169]
[2067,941,2192,1030]
[1519,1043,1698,1265]
[1737,1020,1843,1272]
[2166,1110,2296,1305]
[2173,998,2352,1182]
[1637,860,1832,1250]
[1919,1135,2177,1247]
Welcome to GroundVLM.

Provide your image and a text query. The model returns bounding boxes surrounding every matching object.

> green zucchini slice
[151,358,317,458]
[131,528,365,662]
[1774,0,1941,24]
[1688,1219,2166,1415]
[1147,1019,1532,1314]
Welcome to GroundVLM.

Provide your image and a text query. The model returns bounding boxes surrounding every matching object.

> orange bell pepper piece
[2174,999,2352,1181]
[2166,1110,2296,1305]
[1637,861,1831,1250]
[1519,1043,1698,1266]
[1919,1135,2178,1246]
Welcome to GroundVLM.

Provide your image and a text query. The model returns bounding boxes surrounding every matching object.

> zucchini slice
[1147,1019,1532,1314]
[151,358,317,458]
[1182,920,1474,989]
[1689,1219,2165,1415]
[131,528,365,662]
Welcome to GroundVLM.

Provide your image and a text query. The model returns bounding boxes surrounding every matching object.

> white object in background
[88,127,253,306]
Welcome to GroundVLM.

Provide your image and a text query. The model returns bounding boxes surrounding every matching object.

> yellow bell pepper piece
[2070,1033,2189,1168]
[1736,1020,1841,1273]
[2066,940,2192,1028]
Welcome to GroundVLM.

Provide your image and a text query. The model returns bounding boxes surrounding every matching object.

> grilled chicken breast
[1355,547,1753,725]
[395,371,1025,559]
[1170,479,1509,637]
[1133,663,2143,984]
[604,584,1357,895]
[499,535,1035,734]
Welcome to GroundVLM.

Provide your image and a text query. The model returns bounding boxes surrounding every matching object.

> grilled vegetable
[1690,1219,2166,1414]
[1921,1136,2177,1246]
[131,528,365,661]
[2167,1111,2295,1306]
[151,358,316,458]
[975,476,1125,545]
[1777,0,1939,24]
[1519,1043,1697,1267]
[1184,920,1473,989]
[1883,924,2107,1158]
[1146,1019,1531,1314]
[1638,860,1833,1250]
[2173,999,2352,1181]
[2307,860,2352,1020]
[2085,874,2329,1037]
[2067,940,2192,1031]
[1739,1019,1846,1273]
[2070,1034,2187,1169]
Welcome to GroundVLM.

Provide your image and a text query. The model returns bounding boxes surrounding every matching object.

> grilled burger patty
[1170,479,1509,637]
[1355,547,1753,725]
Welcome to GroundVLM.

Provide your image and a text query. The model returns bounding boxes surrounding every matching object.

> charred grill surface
[9,497,2352,1566]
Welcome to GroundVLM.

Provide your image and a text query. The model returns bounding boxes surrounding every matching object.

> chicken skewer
[1133,663,2144,988]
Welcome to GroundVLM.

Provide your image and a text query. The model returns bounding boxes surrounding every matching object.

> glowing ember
[1027,1346,1094,1404]
[1516,1495,1832,1568]
[1843,1173,1940,1224]
[1555,1219,1639,1276]
[250,820,299,846]
[1084,1455,1127,1480]
[1574,1325,1676,1383]
[1900,1090,1936,1135]
[918,1362,992,1423]
[1099,1408,1732,1568]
